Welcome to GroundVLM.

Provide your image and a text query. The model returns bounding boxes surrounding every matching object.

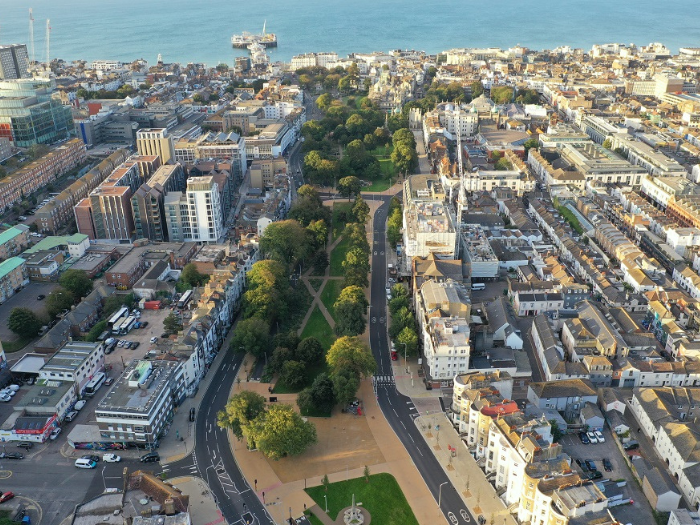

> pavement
[169,477,224,525]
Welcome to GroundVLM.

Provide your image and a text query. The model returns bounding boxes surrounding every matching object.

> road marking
[393,409,398,416]
[401,421,406,429]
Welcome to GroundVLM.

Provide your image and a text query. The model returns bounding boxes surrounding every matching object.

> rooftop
[42,341,102,373]
[97,360,179,415]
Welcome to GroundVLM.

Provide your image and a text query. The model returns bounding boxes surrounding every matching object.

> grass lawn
[308,278,324,291]
[304,512,325,525]
[301,306,336,351]
[306,473,418,525]
[1,337,33,353]
[329,236,351,277]
[332,201,354,239]
[280,284,313,333]
[320,279,343,320]
[369,145,392,158]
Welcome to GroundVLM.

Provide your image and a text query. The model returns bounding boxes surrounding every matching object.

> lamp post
[402,342,408,374]
[438,481,448,515]
[324,494,328,513]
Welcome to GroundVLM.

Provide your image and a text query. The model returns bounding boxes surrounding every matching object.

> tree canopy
[180,263,209,288]
[230,318,270,358]
[259,220,312,270]
[58,269,93,299]
[246,404,317,460]
[326,336,376,379]
[8,307,43,338]
[217,391,267,439]
[46,288,75,319]
[334,285,368,337]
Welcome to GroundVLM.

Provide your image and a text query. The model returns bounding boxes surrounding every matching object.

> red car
[390,351,398,361]
[0,492,14,503]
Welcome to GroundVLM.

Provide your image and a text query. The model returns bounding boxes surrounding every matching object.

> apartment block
[0,225,30,260]
[0,257,29,303]
[165,176,224,243]
[0,44,30,80]
[132,164,187,241]
[136,128,175,165]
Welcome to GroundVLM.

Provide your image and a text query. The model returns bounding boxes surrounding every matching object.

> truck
[143,300,162,310]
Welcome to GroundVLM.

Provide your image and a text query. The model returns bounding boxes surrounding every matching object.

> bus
[119,316,137,335]
[177,289,193,309]
[84,372,106,397]
[108,306,129,330]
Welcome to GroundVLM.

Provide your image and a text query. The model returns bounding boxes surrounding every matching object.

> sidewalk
[169,476,224,525]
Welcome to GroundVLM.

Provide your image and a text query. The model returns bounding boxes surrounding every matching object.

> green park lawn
[329,235,351,277]
[308,278,324,291]
[306,473,418,525]
[332,201,354,239]
[1,337,33,353]
[304,512,325,525]
[320,279,343,320]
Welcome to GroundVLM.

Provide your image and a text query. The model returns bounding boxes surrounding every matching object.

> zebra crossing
[373,375,395,385]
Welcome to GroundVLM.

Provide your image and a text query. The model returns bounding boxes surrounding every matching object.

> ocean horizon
[1,0,699,67]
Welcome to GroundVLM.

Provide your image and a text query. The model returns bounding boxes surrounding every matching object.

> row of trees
[391,128,418,176]
[386,196,403,249]
[388,284,419,359]
[218,391,317,461]
[8,270,94,339]
[295,64,367,96]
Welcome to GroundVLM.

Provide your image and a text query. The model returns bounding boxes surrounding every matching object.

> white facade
[186,176,224,243]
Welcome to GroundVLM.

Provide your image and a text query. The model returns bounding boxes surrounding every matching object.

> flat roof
[97,360,178,415]
[42,342,101,373]
[10,353,47,374]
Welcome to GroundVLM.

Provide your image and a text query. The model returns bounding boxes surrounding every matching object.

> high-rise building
[165,176,224,243]
[136,128,175,165]
[131,164,186,241]
[0,45,30,80]
[0,78,74,147]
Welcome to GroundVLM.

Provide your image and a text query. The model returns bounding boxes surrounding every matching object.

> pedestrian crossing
[373,375,395,385]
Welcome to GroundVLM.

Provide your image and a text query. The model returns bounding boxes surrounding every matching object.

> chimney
[164,498,176,515]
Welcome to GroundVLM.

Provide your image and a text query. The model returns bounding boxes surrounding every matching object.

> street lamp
[324,494,328,513]
[402,342,408,374]
[438,481,448,511]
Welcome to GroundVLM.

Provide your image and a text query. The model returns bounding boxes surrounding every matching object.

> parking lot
[558,428,653,522]
[0,281,61,342]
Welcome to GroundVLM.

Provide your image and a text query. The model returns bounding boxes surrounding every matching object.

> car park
[74,400,86,411]
[603,458,612,472]
[587,431,598,444]
[140,452,160,463]
[579,432,590,444]
[103,453,121,463]
[594,430,605,443]
[49,428,62,440]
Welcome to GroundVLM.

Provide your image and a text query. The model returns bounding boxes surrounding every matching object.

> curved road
[369,195,474,525]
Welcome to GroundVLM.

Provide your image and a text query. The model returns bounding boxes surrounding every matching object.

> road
[369,195,474,525]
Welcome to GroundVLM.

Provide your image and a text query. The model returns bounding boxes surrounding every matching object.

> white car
[0,394,11,403]
[0,389,16,397]
[587,431,599,444]
[594,430,605,443]
[150,337,158,343]
[103,453,121,463]
[50,428,62,440]
[74,400,86,411]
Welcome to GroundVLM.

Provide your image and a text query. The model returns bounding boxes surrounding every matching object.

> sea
[1,0,699,67]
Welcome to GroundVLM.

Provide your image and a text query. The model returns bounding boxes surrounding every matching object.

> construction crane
[44,19,50,67]
[29,9,35,64]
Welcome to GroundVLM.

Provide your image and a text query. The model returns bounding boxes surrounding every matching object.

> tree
[389,306,415,340]
[163,312,183,334]
[215,63,229,72]
[259,220,312,270]
[217,391,267,439]
[352,195,370,224]
[392,128,415,149]
[327,336,377,379]
[103,295,132,318]
[297,373,335,415]
[180,263,208,288]
[230,318,270,358]
[523,138,539,155]
[295,337,324,364]
[471,81,484,98]
[490,86,514,104]
[550,420,562,443]
[494,157,512,171]
[364,465,371,482]
[602,138,612,150]
[316,93,333,112]
[280,360,306,388]
[243,260,291,324]
[391,143,418,175]
[312,250,329,274]
[396,326,418,357]
[46,288,75,319]
[8,307,43,338]
[321,474,330,492]
[334,285,369,336]
[337,176,362,201]
[247,404,317,460]
[192,93,205,104]
[86,320,107,342]
[58,269,93,299]
[332,368,361,406]
[27,143,49,160]
[387,206,402,248]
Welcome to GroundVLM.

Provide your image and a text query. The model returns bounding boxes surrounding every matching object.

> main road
[369,195,474,525]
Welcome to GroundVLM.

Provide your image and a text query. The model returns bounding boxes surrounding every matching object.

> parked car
[1,453,24,460]
[50,428,62,440]
[64,411,78,422]
[132,342,140,349]
[594,430,605,443]
[603,458,613,472]
[189,407,196,422]
[104,377,114,386]
[623,441,639,451]
[0,492,14,503]
[118,340,126,347]
[587,431,599,444]
[103,453,121,463]
[150,337,158,343]
[0,389,16,397]
[579,432,590,445]
[140,452,160,463]
[16,442,33,449]
[0,394,11,403]
[37,294,45,300]
[585,459,597,471]
[140,321,149,328]
[74,400,86,411]
[586,470,603,480]
[81,454,100,463]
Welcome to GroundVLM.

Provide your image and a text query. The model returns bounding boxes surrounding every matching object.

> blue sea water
[0,0,699,66]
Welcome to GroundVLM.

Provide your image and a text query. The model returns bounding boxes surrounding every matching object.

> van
[471,283,486,291]
[75,458,97,469]
[64,410,78,422]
